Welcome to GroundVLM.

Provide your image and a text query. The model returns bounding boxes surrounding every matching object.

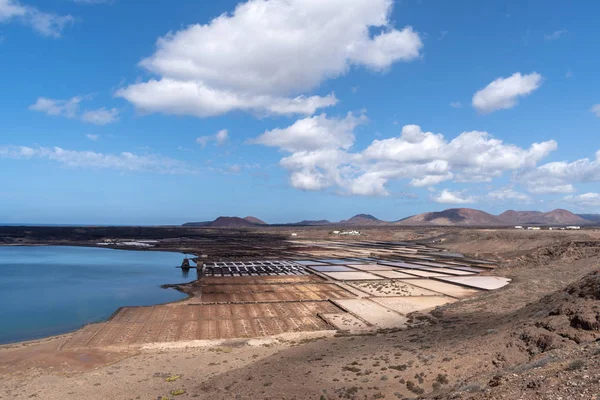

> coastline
[0,244,196,348]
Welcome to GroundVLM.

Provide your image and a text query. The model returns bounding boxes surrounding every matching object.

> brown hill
[243,216,267,225]
[339,214,385,225]
[396,208,501,226]
[498,209,589,225]
[183,216,263,227]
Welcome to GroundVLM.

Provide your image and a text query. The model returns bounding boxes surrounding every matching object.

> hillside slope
[397,208,502,226]
[338,214,386,225]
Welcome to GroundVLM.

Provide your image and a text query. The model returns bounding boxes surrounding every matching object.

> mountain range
[182,209,600,227]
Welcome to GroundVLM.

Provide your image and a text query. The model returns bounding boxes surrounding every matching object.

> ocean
[0,246,191,344]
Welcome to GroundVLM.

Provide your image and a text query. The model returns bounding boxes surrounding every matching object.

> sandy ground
[2,228,600,400]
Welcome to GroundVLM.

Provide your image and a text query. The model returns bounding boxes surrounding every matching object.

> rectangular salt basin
[332,299,407,329]
[395,269,453,278]
[351,264,397,271]
[371,270,420,279]
[323,271,384,281]
[348,281,439,297]
[294,260,330,266]
[317,259,365,265]
[399,279,480,299]
[310,265,357,272]
[417,267,477,276]
[413,261,460,268]
[378,261,430,269]
[320,313,372,333]
[371,296,454,314]
[436,276,511,290]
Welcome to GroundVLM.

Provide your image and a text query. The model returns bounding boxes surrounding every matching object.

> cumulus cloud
[449,102,462,108]
[117,0,423,118]
[518,150,600,194]
[564,193,600,208]
[29,96,82,118]
[431,189,476,204]
[251,113,365,152]
[251,115,557,196]
[85,134,99,141]
[30,96,120,125]
[81,108,119,125]
[0,145,194,174]
[197,129,229,148]
[472,72,542,113]
[591,104,600,117]
[487,187,532,202]
[0,0,73,37]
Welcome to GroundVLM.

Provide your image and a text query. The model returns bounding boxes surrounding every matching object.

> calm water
[0,246,192,344]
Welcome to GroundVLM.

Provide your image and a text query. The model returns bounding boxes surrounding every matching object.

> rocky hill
[578,214,600,223]
[338,214,385,225]
[243,216,267,225]
[397,208,502,226]
[398,208,593,226]
[499,209,590,225]
[183,216,265,227]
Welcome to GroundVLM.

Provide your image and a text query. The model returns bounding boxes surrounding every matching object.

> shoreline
[0,244,197,349]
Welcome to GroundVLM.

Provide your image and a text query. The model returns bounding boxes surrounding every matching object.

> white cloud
[117,0,423,118]
[30,96,119,125]
[81,108,119,125]
[85,134,99,141]
[564,193,600,208]
[544,29,567,41]
[215,129,229,146]
[487,187,531,202]
[29,96,82,118]
[449,101,462,108]
[0,145,194,174]
[0,0,73,38]
[472,72,542,113]
[431,189,476,204]
[251,113,365,152]
[197,129,229,148]
[518,150,600,194]
[591,104,600,117]
[251,115,557,196]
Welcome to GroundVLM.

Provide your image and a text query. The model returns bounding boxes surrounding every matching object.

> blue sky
[1,0,599,224]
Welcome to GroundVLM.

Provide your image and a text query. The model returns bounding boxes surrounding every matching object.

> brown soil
[1,227,600,400]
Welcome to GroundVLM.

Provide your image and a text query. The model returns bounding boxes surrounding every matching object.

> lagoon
[0,246,189,344]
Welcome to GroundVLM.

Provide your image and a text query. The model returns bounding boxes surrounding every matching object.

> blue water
[0,246,191,344]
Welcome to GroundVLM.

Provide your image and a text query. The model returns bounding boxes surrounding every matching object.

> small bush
[406,380,425,395]
[566,359,586,371]
[436,374,449,385]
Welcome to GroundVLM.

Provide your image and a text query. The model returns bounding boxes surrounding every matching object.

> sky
[1,0,599,225]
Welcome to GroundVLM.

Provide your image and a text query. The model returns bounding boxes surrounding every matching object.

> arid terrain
[1,226,600,400]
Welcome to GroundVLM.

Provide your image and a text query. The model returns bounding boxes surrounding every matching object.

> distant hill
[497,209,589,225]
[578,214,600,223]
[183,209,595,228]
[288,220,332,226]
[398,208,592,226]
[183,216,265,228]
[339,214,385,225]
[397,208,501,226]
[243,216,267,225]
